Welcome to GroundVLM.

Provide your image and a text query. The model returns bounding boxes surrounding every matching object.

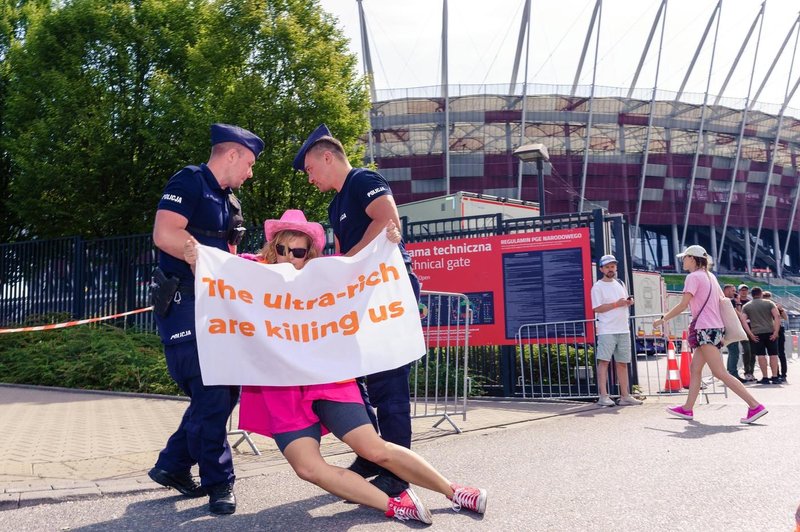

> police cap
[293,123,332,171]
[211,123,264,159]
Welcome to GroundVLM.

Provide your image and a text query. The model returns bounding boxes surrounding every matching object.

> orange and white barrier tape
[0,307,153,334]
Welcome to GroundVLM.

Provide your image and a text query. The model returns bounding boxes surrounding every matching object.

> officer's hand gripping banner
[195,233,425,385]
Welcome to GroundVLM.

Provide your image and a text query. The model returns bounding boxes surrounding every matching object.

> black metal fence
[1,208,624,397]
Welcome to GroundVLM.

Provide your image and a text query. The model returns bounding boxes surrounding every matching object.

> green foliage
[0,324,181,395]
[410,348,485,398]
[519,343,594,386]
[2,0,369,239]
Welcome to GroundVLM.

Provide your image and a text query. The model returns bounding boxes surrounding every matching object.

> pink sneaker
[450,484,487,514]
[666,405,693,420]
[740,404,768,424]
[386,488,432,524]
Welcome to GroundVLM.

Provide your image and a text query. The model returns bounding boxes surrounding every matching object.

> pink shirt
[684,270,723,329]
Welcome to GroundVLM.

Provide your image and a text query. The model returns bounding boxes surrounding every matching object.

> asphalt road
[1,383,798,531]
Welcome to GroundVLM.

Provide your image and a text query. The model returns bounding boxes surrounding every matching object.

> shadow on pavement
[70,492,417,531]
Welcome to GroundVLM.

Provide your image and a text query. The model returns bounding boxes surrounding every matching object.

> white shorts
[596,333,632,363]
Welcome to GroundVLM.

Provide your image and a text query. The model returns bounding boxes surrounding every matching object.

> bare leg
[699,345,760,408]
[682,349,706,411]
[757,355,768,379]
[769,356,779,378]
[616,362,630,396]
[597,360,610,396]
[282,437,389,512]
[343,425,454,498]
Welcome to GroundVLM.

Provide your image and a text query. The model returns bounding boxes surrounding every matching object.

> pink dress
[238,380,364,438]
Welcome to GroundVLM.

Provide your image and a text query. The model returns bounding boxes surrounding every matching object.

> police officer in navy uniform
[149,123,263,515]
[294,124,422,497]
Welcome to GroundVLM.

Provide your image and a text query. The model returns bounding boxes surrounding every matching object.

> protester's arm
[343,195,402,257]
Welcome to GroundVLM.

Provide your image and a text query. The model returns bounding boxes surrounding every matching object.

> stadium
[341,0,800,276]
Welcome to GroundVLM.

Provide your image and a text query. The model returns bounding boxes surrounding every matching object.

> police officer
[294,124,421,497]
[148,123,263,515]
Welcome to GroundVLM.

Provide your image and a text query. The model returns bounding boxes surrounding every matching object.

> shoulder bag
[715,282,747,345]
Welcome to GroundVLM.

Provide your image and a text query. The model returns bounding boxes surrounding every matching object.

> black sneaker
[207,482,236,515]
[757,378,772,385]
[370,473,409,497]
[148,467,205,498]
[347,456,382,479]
[773,376,784,384]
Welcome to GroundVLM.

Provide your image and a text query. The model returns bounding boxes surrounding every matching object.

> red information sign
[407,228,593,346]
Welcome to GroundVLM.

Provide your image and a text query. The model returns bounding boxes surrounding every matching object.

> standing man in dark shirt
[149,123,263,515]
[294,124,421,497]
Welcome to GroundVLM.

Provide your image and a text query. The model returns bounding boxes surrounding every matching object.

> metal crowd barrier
[516,313,729,401]
[414,290,471,433]
[631,313,727,401]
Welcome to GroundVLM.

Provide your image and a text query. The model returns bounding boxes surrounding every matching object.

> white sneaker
[618,395,643,406]
[597,395,615,407]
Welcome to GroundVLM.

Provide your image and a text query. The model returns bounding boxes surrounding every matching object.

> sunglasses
[276,244,308,259]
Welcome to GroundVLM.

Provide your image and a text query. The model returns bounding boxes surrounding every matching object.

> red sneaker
[450,484,488,514]
[386,488,432,524]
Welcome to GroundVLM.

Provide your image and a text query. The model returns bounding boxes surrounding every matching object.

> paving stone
[5,481,54,494]
[18,486,102,507]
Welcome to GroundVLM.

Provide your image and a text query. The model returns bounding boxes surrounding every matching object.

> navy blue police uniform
[328,167,421,450]
[152,124,262,493]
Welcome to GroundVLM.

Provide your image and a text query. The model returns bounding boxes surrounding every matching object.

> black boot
[207,482,236,515]
[347,456,382,478]
[370,472,409,497]
[148,467,205,498]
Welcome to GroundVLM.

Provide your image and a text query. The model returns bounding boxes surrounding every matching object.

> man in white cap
[590,255,642,406]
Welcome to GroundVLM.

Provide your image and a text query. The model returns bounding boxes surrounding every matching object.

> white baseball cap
[599,254,617,267]
[676,244,712,264]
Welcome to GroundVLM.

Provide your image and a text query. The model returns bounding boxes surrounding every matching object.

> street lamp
[513,143,549,216]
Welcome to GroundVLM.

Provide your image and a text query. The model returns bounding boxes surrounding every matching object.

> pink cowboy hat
[263,210,326,253]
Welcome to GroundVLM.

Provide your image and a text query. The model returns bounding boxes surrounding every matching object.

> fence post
[72,236,85,320]
[500,344,517,396]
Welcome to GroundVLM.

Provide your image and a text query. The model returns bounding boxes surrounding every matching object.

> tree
[4,0,369,239]
[0,0,52,241]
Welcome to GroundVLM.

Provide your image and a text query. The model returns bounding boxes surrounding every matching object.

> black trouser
[357,270,421,453]
[155,341,240,488]
[778,326,787,378]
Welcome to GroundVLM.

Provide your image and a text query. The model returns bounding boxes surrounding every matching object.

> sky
[318,0,800,113]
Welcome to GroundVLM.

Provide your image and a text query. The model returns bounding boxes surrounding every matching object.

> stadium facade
[365,83,800,274]
[353,0,800,276]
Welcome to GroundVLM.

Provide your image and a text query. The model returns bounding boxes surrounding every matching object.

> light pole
[513,143,550,216]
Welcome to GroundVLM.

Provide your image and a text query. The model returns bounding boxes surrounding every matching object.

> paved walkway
[0,383,595,510]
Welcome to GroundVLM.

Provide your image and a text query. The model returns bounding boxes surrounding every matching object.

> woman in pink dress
[187,209,486,525]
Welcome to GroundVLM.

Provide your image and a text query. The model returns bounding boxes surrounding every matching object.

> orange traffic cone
[679,330,693,389]
[662,340,683,392]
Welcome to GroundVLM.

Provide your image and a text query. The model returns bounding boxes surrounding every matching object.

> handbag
[717,285,747,345]
[687,275,713,350]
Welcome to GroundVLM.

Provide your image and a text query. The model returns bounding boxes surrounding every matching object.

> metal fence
[413,290,471,433]
[516,314,728,401]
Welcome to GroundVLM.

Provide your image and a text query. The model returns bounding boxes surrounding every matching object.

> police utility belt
[149,268,193,318]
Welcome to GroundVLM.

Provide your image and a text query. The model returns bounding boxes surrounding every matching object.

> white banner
[195,233,425,385]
